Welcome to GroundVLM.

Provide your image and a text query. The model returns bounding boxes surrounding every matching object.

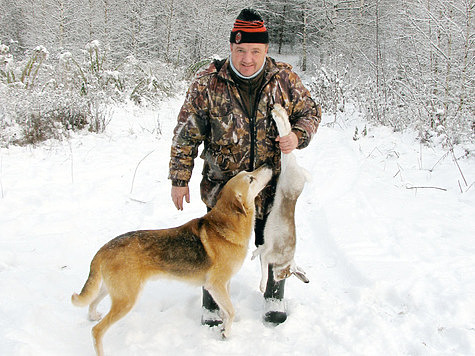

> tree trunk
[165,0,174,62]
[301,5,308,71]
[278,5,286,55]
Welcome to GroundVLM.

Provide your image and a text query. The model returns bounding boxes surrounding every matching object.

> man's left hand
[276,132,298,154]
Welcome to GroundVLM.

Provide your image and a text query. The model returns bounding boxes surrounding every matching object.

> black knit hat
[230,8,269,44]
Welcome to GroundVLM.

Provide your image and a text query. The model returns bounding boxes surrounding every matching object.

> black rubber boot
[201,287,222,327]
[263,264,287,325]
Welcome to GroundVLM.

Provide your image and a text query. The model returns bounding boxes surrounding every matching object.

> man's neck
[229,56,266,80]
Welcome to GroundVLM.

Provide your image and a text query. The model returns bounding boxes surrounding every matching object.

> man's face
[230,43,269,77]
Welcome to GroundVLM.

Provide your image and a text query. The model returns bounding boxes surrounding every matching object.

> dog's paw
[272,104,288,120]
[251,247,262,260]
[220,328,231,340]
[271,104,291,136]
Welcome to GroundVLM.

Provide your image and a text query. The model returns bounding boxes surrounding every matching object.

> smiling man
[230,42,268,78]
[169,8,321,327]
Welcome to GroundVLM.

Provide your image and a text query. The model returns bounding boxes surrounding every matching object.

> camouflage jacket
[169,57,321,219]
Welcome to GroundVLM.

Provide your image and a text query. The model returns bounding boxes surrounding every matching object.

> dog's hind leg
[206,283,235,339]
[91,276,142,356]
[88,284,108,321]
[92,296,137,356]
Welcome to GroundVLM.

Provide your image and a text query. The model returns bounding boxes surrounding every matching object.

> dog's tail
[71,254,103,307]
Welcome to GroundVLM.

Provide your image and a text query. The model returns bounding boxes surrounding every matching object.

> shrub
[0,40,183,147]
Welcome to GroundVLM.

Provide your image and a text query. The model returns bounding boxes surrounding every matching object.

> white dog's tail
[71,255,103,307]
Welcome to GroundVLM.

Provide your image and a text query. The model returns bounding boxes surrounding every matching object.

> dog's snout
[254,164,272,176]
[254,165,272,184]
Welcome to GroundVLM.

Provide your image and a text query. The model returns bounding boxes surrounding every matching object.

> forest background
[0,0,473,147]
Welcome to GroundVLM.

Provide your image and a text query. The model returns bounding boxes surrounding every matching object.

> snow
[0,96,474,356]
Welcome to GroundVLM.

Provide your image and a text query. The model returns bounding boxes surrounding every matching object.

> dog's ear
[292,270,310,283]
[232,193,247,216]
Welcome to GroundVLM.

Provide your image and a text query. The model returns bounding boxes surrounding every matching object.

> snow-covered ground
[0,96,474,356]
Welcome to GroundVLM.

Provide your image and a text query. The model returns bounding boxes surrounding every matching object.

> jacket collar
[216,57,280,84]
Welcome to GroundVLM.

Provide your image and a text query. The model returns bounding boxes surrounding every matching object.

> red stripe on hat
[232,19,267,33]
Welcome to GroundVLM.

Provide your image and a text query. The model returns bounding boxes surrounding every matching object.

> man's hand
[171,185,190,210]
[276,131,298,154]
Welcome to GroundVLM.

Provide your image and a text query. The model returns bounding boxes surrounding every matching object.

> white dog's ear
[292,270,310,283]
[232,193,247,216]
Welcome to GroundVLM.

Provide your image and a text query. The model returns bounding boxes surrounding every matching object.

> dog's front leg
[252,247,270,292]
[206,283,235,339]
[259,256,269,293]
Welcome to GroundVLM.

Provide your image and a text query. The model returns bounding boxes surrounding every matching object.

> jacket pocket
[201,141,243,181]
[209,106,238,146]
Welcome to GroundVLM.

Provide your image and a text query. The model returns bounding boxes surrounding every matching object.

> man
[169,8,321,326]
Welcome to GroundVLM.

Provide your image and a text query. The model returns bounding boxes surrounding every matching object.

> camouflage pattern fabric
[169,57,321,219]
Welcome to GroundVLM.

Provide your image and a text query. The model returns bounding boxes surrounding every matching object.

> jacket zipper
[232,81,257,171]
[249,84,256,171]
[226,66,278,172]
[249,74,275,171]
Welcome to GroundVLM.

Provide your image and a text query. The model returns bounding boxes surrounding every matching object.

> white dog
[252,104,310,292]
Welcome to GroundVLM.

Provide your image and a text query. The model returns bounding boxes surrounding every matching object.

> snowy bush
[0,42,15,84]
[0,87,107,145]
[308,59,474,147]
[0,41,183,146]
[123,55,182,106]
[308,67,348,116]
[354,72,475,146]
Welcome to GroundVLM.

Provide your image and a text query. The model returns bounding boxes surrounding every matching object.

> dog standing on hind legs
[252,104,310,294]
[72,166,272,356]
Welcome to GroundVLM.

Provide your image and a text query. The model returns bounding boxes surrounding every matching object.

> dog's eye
[249,176,255,183]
